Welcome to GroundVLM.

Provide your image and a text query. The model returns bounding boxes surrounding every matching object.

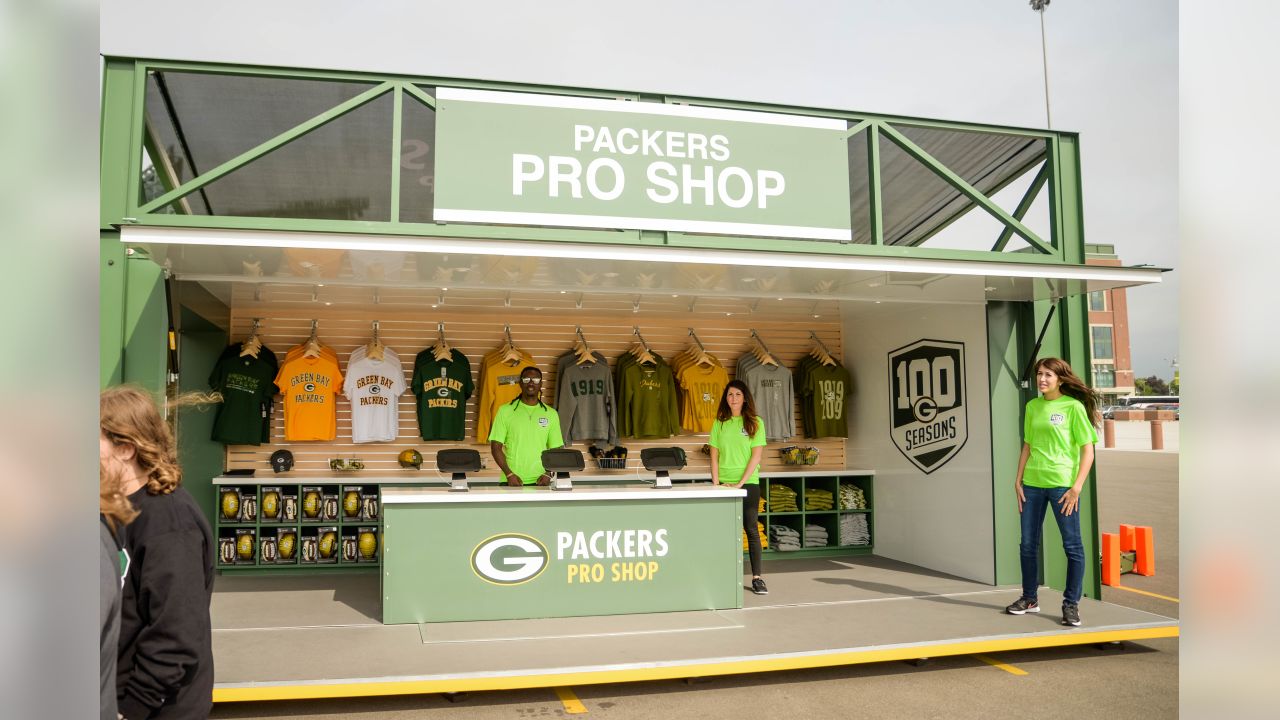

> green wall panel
[986,301,1026,585]
[177,325,229,527]
[121,256,168,393]
[100,234,125,388]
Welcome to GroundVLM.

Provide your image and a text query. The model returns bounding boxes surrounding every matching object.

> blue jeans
[1019,484,1084,605]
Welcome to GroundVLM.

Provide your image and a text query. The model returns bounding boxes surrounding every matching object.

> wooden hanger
[366,321,384,361]
[750,330,778,367]
[239,318,262,358]
[500,325,524,365]
[686,328,716,368]
[809,331,838,367]
[432,322,452,362]
[303,320,322,359]
[630,327,657,366]
[574,327,597,365]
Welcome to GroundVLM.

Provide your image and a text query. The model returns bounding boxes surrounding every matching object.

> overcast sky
[103,0,1179,378]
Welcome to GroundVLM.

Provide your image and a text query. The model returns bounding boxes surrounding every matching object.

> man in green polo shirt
[489,366,564,486]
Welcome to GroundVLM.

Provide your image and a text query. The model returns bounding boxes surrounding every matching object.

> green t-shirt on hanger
[412,349,474,441]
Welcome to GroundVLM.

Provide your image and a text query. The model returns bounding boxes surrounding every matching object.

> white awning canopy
[122,226,1164,308]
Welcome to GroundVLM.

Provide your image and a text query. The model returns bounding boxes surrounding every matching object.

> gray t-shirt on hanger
[556,351,618,446]
[741,360,795,441]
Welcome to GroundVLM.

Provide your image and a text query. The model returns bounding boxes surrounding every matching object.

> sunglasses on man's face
[520,377,543,384]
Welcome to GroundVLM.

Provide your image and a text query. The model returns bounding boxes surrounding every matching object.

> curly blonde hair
[100,385,218,495]
[100,459,138,532]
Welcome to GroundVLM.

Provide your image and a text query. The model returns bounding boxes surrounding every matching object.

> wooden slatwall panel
[224,301,846,478]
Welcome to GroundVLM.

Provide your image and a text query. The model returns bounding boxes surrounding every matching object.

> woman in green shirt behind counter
[709,380,769,595]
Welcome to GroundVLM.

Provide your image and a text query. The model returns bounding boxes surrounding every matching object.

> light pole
[1030,0,1052,128]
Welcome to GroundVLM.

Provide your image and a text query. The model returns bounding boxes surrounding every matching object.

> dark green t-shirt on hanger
[208,346,279,445]
[412,348,474,441]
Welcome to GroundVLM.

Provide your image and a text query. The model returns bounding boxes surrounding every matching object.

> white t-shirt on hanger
[344,347,407,443]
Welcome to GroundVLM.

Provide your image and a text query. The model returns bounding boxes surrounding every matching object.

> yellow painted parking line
[554,686,588,714]
[973,654,1028,676]
[1109,585,1180,603]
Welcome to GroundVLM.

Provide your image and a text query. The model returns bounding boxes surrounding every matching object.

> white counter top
[381,484,747,504]
[211,468,874,485]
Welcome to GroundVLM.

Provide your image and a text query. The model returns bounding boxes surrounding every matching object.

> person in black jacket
[100,386,215,720]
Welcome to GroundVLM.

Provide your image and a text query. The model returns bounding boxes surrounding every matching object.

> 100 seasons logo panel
[887,339,969,474]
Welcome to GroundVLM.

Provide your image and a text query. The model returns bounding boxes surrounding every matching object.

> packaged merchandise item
[361,490,380,521]
[342,487,362,521]
[234,528,256,564]
[320,490,340,522]
[301,486,323,521]
[218,535,236,566]
[218,487,241,522]
[260,535,278,563]
[340,529,359,563]
[300,534,319,564]
[238,491,257,523]
[280,489,299,522]
[357,527,379,562]
[276,528,298,563]
[315,527,339,564]
[260,486,282,521]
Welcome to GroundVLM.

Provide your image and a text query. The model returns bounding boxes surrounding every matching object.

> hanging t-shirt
[675,359,728,433]
[804,362,852,438]
[274,350,344,441]
[709,415,767,485]
[1022,395,1098,488]
[617,356,680,439]
[208,347,278,445]
[343,348,406,443]
[739,358,795,442]
[412,348,474,441]
[555,351,617,446]
[474,348,536,443]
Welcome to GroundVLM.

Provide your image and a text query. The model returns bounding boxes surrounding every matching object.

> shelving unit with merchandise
[758,472,873,558]
[214,481,383,572]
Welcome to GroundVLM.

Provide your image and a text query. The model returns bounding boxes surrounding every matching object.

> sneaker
[751,578,768,595]
[1005,597,1040,615]
[1062,603,1082,626]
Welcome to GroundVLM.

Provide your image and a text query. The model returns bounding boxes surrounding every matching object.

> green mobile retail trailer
[99,58,1168,696]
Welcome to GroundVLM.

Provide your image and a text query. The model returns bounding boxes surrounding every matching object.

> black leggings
[743,483,762,577]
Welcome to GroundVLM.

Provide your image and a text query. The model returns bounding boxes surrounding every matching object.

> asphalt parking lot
[212,449,1179,719]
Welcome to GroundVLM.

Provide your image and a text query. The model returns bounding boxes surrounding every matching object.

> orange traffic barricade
[1101,532,1121,587]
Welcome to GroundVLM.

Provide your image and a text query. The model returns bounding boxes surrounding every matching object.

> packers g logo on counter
[471,533,548,585]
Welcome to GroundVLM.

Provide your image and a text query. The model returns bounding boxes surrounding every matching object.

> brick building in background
[1086,243,1135,401]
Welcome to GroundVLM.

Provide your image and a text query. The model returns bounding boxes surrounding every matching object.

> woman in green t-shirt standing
[709,380,769,595]
[1006,358,1100,627]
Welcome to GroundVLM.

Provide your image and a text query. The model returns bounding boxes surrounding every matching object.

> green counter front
[381,485,746,624]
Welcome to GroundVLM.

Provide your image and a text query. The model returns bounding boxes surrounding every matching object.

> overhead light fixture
[984,286,997,292]
[560,290,567,294]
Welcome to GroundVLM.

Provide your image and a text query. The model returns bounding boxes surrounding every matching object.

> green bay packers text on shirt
[512,125,786,209]
[557,528,669,585]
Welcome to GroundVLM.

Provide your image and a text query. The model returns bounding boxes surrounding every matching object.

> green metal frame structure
[99,57,1100,600]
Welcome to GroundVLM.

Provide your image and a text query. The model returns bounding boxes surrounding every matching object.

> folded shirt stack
[838,483,868,510]
[759,497,767,513]
[741,522,769,550]
[840,514,871,546]
[769,524,802,551]
[769,484,799,512]
[803,523,830,547]
[805,488,834,510]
